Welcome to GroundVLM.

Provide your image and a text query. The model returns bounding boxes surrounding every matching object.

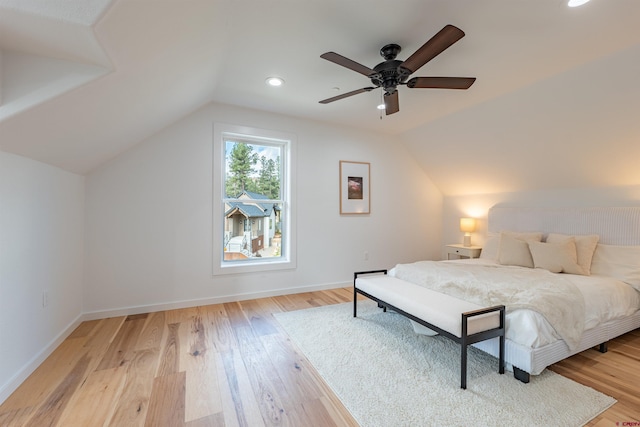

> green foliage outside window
[225,141,280,199]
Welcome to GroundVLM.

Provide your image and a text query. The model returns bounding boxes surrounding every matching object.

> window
[213,123,296,275]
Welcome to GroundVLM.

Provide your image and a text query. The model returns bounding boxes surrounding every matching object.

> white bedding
[391,259,640,349]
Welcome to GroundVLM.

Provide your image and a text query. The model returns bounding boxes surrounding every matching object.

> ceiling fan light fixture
[567,0,590,7]
[377,103,386,110]
[266,77,284,87]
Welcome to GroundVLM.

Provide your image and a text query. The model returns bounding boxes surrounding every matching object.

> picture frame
[339,160,370,215]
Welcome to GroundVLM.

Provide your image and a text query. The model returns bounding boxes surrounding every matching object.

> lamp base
[463,235,471,247]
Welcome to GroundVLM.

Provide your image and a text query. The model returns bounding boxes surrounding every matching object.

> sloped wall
[0,151,84,402]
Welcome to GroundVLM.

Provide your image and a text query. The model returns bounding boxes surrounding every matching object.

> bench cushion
[356,275,501,338]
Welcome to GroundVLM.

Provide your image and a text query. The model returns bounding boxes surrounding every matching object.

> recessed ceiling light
[567,0,590,7]
[377,103,386,110]
[266,77,284,87]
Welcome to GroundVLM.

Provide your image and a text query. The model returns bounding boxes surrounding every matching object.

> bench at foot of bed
[354,270,506,389]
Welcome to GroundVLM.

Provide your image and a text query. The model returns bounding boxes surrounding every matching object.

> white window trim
[212,122,296,275]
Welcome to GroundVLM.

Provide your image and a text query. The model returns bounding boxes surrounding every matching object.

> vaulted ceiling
[1,0,639,195]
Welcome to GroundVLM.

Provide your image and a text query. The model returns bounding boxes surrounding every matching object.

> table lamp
[460,217,476,247]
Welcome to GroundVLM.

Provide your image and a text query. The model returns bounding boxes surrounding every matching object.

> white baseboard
[81,281,350,320]
[0,314,84,405]
[0,281,350,405]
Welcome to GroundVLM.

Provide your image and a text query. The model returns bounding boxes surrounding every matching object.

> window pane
[224,140,281,199]
[223,202,283,260]
[223,138,283,261]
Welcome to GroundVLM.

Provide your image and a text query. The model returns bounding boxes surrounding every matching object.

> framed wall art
[339,160,370,214]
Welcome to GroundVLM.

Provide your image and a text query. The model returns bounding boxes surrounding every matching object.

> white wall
[83,102,443,316]
[0,151,85,402]
[442,185,640,255]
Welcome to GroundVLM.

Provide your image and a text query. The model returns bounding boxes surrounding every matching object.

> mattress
[392,258,640,349]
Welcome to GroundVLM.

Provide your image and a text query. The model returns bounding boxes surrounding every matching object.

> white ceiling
[1,0,639,195]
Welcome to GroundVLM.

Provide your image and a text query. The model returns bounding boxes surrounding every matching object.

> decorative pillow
[528,239,583,274]
[590,244,640,291]
[479,235,500,260]
[546,233,599,275]
[498,233,535,268]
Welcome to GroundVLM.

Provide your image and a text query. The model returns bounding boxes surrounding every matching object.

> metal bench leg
[499,335,505,374]
[461,345,467,389]
[353,289,357,317]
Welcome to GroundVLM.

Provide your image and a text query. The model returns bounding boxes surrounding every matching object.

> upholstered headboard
[488,206,640,245]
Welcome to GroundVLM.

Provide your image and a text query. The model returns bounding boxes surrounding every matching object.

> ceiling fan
[319,24,476,115]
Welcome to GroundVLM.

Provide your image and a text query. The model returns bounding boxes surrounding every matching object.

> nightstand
[445,244,482,260]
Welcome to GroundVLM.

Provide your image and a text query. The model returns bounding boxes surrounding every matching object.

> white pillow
[590,244,640,291]
[482,231,542,261]
[498,233,535,268]
[479,235,500,260]
[546,233,599,275]
[528,239,583,274]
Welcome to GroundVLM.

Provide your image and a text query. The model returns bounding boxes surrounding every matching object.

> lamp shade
[459,217,476,233]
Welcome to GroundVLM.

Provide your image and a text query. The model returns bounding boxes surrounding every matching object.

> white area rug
[274,300,615,427]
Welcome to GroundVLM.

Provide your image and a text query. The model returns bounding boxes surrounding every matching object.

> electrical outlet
[42,291,49,307]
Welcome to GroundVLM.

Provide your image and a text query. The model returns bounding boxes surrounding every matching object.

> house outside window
[213,123,296,275]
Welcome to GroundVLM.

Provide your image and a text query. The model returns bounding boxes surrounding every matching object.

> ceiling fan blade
[384,91,399,115]
[320,52,376,77]
[407,76,476,89]
[399,25,465,74]
[319,87,375,104]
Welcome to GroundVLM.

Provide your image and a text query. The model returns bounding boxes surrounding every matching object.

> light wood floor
[1,287,638,426]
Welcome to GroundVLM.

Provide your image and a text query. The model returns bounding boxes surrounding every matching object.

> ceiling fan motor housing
[370,44,412,94]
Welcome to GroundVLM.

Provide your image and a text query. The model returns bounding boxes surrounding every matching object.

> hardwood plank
[218,350,266,427]
[56,367,127,427]
[97,316,146,370]
[238,299,278,336]
[223,302,251,329]
[67,319,101,339]
[183,351,223,424]
[202,304,238,352]
[107,348,160,427]
[0,338,88,411]
[317,396,359,427]
[165,306,201,325]
[289,398,342,427]
[84,317,127,352]
[259,333,324,401]
[144,371,186,427]
[185,412,226,427]
[271,294,315,313]
[156,323,180,377]
[0,406,34,427]
[232,325,293,426]
[25,352,92,427]
[135,311,166,351]
[181,310,224,423]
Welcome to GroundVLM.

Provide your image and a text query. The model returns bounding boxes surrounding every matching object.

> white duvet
[391,259,640,349]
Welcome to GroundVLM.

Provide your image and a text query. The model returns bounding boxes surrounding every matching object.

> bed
[389,206,640,382]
